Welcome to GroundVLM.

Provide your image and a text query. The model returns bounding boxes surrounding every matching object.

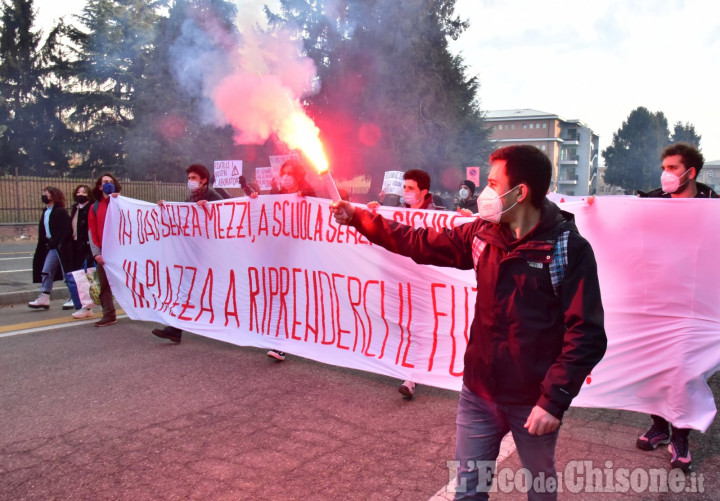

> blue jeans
[454,384,559,500]
[41,249,63,293]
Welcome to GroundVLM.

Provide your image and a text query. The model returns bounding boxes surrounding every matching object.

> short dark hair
[186,164,210,182]
[93,172,122,200]
[404,169,431,191]
[44,186,66,208]
[73,184,94,203]
[489,145,551,208]
[661,143,704,175]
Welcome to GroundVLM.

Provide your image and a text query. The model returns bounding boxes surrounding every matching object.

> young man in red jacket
[331,145,607,500]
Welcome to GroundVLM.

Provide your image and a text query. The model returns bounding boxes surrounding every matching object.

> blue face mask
[102,182,115,195]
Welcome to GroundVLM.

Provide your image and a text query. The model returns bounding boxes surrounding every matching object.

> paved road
[1,241,718,500]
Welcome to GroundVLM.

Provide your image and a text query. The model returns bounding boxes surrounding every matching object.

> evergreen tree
[64,0,165,176]
[0,0,69,175]
[602,107,670,194]
[126,0,238,181]
[670,121,701,147]
[267,0,491,192]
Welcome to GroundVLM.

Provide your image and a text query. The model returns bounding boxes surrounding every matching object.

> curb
[0,289,70,307]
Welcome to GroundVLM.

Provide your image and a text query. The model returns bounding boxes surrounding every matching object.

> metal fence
[0,170,188,224]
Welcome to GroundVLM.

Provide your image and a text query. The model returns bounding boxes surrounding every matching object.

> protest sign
[213,160,243,188]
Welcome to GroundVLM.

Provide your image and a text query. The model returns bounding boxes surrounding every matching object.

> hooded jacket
[349,198,606,419]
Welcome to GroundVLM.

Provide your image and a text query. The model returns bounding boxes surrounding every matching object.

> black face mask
[75,195,89,204]
[41,195,50,205]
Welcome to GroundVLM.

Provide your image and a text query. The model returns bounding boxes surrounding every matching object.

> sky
[34,0,720,161]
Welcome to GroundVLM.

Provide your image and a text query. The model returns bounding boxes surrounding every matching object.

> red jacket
[88,197,110,256]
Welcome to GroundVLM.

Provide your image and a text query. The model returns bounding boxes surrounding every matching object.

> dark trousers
[96,262,116,319]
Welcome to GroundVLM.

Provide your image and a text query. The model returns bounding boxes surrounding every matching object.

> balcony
[558,177,578,185]
[562,134,579,145]
[559,156,579,165]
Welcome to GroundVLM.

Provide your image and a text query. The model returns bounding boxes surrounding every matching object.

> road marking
[0,256,32,261]
[0,269,31,273]
[0,311,127,337]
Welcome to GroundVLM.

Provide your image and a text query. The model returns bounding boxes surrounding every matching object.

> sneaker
[267,350,286,361]
[62,299,75,310]
[94,316,117,327]
[28,293,50,310]
[399,380,416,398]
[636,422,671,451]
[669,435,692,472]
[71,308,94,319]
[152,327,182,343]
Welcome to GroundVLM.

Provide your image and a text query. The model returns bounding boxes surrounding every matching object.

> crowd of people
[28,142,714,500]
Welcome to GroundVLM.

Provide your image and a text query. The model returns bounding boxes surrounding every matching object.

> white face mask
[188,180,200,192]
[477,185,520,223]
[281,175,295,190]
[459,188,470,200]
[660,169,690,194]
[403,191,420,206]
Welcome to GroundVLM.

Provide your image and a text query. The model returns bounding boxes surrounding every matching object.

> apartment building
[697,159,720,193]
[485,109,600,196]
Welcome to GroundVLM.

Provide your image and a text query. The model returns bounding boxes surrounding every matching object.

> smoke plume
[169,1,319,148]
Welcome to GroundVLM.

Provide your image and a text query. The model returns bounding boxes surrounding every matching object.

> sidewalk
[0,240,72,306]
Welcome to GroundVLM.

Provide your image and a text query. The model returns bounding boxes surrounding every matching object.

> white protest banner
[213,160,243,188]
[255,167,273,191]
[103,195,720,431]
[381,171,405,196]
[563,196,720,431]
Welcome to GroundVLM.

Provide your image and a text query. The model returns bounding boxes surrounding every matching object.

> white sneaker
[62,299,75,310]
[28,293,50,310]
[399,380,416,398]
[72,308,94,319]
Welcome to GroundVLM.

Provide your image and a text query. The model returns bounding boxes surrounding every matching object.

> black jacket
[69,203,95,270]
[33,206,73,283]
[186,185,224,203]
[70,203,91,244]
[350,199,606,419]
[638,182,718,199]
[455,195,479,213]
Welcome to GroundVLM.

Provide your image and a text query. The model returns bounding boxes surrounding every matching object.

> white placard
[213,160,243,188]
[381,171,405,196]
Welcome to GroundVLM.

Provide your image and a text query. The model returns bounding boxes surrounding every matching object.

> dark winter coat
[349,198,607,419]
[32,206,73,283]
[186,184,224,203]
[69,203,95,270]
[638,182,718,199]
[455,195,479,213]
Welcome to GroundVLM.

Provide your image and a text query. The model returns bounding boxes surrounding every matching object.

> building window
[511,124,515,129]
[541,145,546,151]
[498,124,503,130]
[709,170,714,178]
[542,123,547,128]
[529,124,534,129]
[523,124,527,129]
